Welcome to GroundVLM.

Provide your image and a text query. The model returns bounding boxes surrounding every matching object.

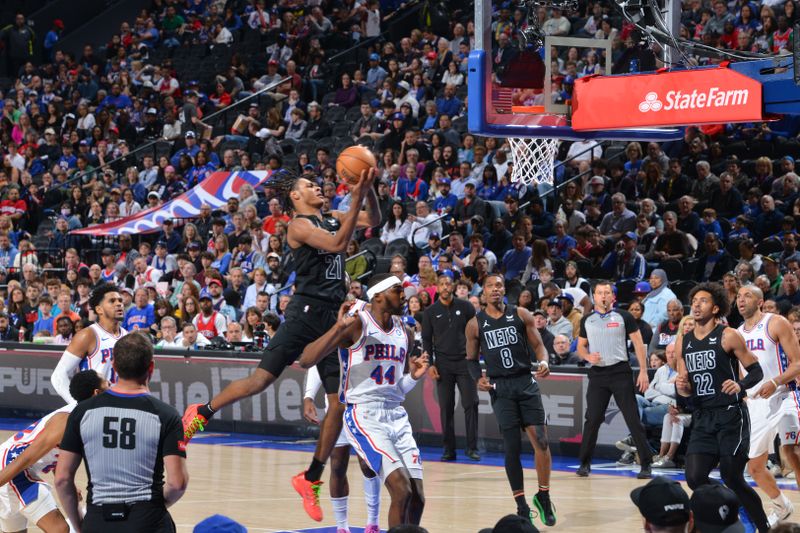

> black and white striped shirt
[579,309,639,366]
[60,390,185,505]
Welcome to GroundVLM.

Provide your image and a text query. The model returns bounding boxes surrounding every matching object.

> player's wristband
[198,402,216,420]
[771,378,780,389]
[398,374,419,394]
[538,360,549,369]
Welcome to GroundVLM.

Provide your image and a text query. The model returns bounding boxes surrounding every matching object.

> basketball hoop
[508,136,560,186]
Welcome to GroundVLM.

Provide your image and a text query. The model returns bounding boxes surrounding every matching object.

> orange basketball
[336,145,377,185]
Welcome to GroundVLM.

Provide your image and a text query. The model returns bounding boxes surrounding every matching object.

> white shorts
[335,427,350,448]
[748,390,800,459]
[344,402,423,482]
[0,475,58,531]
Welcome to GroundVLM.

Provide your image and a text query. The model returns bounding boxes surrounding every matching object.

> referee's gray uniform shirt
[579,309,638,366]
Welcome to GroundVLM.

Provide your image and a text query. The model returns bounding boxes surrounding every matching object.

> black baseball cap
[630,476,691,527]
[489,514,538,533]
[690,484,745,533]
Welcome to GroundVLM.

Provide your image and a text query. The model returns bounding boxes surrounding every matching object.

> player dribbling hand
[410,352,430,380]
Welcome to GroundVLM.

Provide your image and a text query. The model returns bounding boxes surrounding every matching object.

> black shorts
[83,502,174,533]
[688,403,750,457]
[489,374,546,431]
[258,295,341,393]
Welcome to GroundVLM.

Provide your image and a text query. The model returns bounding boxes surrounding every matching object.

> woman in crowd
[183,223,203,250]
[627,298,653,347]
[211,234,233,275]
[242,306,264,343]
[178,295,200,325]
[521,240,553,284]
[406,294,425,325]
[345,239,368,280]
[380,201,411,244]
[119,186,142,217]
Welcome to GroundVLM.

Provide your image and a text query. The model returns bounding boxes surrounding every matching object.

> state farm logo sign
[639,92,663,112]
[638,88,750,113]
[572,66,763,130]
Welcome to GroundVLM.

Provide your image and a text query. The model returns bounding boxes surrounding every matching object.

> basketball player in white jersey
[298,274,429,528]
[0,370,108,533]
[51,284,126,404]
[737,285,800,524]
[303,368,382,533]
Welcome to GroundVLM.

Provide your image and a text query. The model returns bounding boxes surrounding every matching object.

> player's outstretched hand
[352,167,377,199]
[477,376,493,392]
[303,398,319,425]
[721,379,742,396]
[336,300,359,329]
[411,352,430,380]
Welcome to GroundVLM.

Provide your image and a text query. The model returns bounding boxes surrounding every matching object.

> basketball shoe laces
[182,405,208,441]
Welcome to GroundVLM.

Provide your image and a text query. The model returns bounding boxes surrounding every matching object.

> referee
[422,273,479,461]
[575,281,652,479]
[55,333,188,532]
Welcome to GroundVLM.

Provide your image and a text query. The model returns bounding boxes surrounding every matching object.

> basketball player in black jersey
[465,273,556,527]
[676,282,770,532]
[183,169,380,522]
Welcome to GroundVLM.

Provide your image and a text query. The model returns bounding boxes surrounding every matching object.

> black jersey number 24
[103,416,137,449]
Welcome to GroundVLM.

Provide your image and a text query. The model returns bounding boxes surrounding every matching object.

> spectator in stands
[755,195,784,239]
[778,271,800,306]
[641,269,678,330]
[551,334,581,365]
[124,288,155,331]
[709,172,745,219]
[501,232,531,280]
[647,211,690,263]
[695,233,735,282]
[408,201,441,248]
[546,297,573,340]
[599,193,636,242]
[676,196,700,236]
[649,299,683,354]
[601,231,646,282]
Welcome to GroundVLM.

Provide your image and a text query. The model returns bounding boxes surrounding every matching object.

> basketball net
[508,137,560,186]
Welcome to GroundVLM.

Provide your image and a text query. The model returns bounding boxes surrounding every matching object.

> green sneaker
[517,507,537,526]
[533,491,557,526]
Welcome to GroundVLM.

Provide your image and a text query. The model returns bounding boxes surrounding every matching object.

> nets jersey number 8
[500,348,514,369]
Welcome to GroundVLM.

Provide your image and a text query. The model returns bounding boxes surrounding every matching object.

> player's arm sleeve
[304,367,323,400]
[160,410,187,458]
[52,351,83,404]
[59,408,85,455]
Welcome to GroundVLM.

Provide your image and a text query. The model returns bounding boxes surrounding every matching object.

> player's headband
[367,276,403,300]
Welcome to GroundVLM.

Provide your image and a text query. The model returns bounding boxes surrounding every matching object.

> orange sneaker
[182,403,208,442]
[292,471,324,522]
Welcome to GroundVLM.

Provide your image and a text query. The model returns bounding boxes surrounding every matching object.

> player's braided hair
[267,169,301,214]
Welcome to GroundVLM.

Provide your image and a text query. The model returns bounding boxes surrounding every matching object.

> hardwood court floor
[3,426,798,532]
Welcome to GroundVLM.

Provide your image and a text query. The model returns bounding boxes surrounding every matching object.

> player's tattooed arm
[298,301,362,368]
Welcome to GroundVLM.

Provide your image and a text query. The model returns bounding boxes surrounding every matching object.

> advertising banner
[572,66,764,130]
[0,349,629,451]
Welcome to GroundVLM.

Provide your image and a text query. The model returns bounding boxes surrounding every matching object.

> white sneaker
[652,457,677,469]
[777,497,794,521]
